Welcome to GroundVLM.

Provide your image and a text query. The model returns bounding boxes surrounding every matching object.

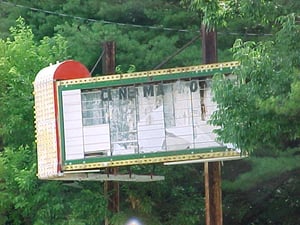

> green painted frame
[56,61,241,170]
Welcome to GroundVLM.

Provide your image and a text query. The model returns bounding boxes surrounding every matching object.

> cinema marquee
[34,60,244,180]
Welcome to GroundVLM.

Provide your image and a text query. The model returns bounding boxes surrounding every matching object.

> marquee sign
[34,60,243,180]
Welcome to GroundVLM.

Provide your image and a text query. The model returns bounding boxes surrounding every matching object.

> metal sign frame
[55,61,242,171]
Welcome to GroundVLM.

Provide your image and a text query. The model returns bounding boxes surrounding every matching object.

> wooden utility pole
[102,41,116,75]
[201,24,217,64]
[204,161,222,225]
[201,24,223,225]
[102,41,119,225]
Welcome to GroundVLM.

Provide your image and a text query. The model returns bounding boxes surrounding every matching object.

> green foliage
[0,146,37,224]
[238,0,279,25]
[0,0,70,39]
[223,149,300,191]
[222,148,300,225]
[0,17,69,147]
[0,18,109,225]
[181,0,227,29]
[55,21,201,74]
[211,14,300,153]
[1,0,241,73]
[0,1,299,225]
[54,22,121,71]
[115,165,205,225]
[68,188,107,225]
[115,64,136,74]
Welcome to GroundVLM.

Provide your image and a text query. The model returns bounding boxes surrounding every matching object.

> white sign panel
[61,79,221,160]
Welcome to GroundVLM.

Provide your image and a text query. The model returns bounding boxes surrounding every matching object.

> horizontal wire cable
[0,0,273,36]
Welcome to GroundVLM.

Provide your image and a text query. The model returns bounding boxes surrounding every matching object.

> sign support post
[102,41,120,225]
[202,24,223,225]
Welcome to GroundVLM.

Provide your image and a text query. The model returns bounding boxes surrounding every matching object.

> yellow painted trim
[58,61,240,86]
[63,151,242,171]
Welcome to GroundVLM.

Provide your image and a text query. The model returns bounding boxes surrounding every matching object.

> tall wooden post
[102,41,119,225]
[102,41,116,75]
[104,168,120,225]
[201,24,223,225]
[201,24,217,64]
[204,162,222,225]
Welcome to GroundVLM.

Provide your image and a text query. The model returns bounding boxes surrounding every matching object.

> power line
[0,0,194,33]
[0,0,273,36]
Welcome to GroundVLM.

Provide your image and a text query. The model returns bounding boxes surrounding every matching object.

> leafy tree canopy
[0,18,108,225]
[211,14,300,153]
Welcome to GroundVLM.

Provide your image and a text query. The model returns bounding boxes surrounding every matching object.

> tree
[0,17,68,147]
[0,18,108,225]
[0,0,207,73]
[1,2,299,225]
[210,14,300,153]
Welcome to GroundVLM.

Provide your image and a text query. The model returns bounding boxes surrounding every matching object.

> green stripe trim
[64,146,227,165]
[63,150,243,170]
[57,85,67,162]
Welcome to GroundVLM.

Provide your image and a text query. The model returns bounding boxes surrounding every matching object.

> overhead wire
[0,0,273,36]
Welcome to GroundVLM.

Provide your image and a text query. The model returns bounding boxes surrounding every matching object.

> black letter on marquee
[190,80,198,92]
[143,85,154,97]
[119,87,127,100]
[128,87,136,99]
[101,89,112,101]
